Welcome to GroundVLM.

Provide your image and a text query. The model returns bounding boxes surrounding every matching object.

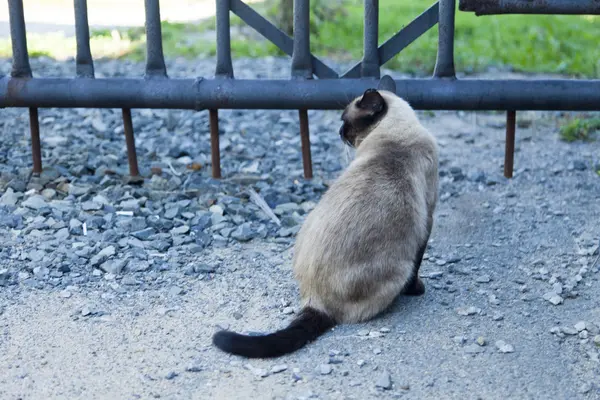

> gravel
[0,56,599,399]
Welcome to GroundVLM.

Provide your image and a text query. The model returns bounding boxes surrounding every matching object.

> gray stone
[171,225,190,235]
[119,199,141,212]
[318,364,332,375]
[492,312,504,321]
[543,292,564,305]
[185,362,203,373]
[99,258,128,275]
[495,340,515,353]
[55,227,70,241]
[69,219,83,235]
[131,227,156,241]
[81,201,102,211]
[271,364,287,374]
[574,321,588,332]
[28,249,45,262]
[90,245,116,266]
[375,371,392,390]
[22,195,47,210]
[561,326,578,335]
[231,223,256,242]
[149,240,171,252]
[169,286,183,296]
[164,207,180,220]
[164,371,178,380]
[457,306,481,316]
[0,188,19,206]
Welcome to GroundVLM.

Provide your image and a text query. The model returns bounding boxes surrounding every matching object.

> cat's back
[294,131,435,266]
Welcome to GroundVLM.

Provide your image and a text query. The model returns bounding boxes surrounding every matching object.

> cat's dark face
[339,89,388,148]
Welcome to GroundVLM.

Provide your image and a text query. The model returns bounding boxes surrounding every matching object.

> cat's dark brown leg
[401,216,432,296]
[401,239,428,296]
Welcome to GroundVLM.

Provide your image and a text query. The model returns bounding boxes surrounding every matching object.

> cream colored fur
[292,90,439,324]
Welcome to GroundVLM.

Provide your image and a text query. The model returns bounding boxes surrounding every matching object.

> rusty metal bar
[361,0,380,78]
[74,0,95,78]
[28,107,42,174]
[434,0,456,78]
[144,0,168,78]
[8,0,32,78]
[209,109,222,179]
[459,0,600,15]
[292,0,314,179]
[216,0,234,78]
[122,109,141,176]
[504,110,516,178]
[299,109,313,179]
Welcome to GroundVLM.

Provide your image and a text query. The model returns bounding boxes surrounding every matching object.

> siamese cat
[213,82,439,359]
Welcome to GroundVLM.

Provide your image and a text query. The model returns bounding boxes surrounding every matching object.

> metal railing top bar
[215,0,234,78]
[361,0,380,79]
[8,0,32,78]
[144,0,168,78]
[459,0,600,15]
[74,0,95,78]
[341,2,439,79]
[229,0,338,79]
[291,0,312,79]
[433,0,456,78]
[3,76,600,111]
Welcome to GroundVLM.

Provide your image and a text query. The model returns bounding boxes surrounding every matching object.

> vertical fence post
[216,0,234,79]
[74,0,95,78]
[8,0,42,175]
[144,0,168,78]
[291,0,312,79]
[292,0,313,179]
[211,0,235,179]
[361,0,380,78]
[117,0,168,179]
[433,0,456,78]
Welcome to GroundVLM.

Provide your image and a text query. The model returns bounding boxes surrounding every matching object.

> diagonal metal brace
[229,0,338,79]
[341,2,439,79]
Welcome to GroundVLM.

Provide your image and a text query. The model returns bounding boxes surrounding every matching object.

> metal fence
[2,0,600,180]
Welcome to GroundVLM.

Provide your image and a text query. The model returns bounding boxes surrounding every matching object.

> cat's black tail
[212,307,336,358]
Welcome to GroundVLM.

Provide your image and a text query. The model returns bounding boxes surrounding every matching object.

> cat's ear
[377,75,396,92]
[357,89,385,116]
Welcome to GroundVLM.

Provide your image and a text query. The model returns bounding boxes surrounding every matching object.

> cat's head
[339,88,388,148]
[339,88,418,148]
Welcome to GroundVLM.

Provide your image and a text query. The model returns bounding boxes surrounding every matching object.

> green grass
[2,0,600,78]
[559,117,600,142]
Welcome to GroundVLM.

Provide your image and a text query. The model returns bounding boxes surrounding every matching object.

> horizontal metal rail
[459,0,600,15]
[2,77,600,111]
